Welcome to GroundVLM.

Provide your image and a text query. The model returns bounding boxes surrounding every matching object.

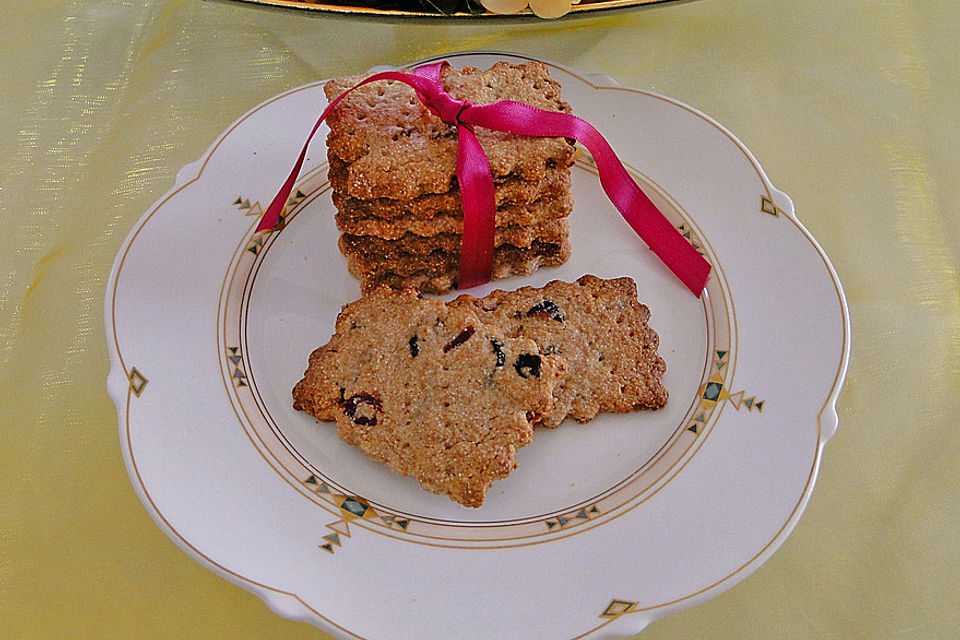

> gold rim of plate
[226,0,682,18]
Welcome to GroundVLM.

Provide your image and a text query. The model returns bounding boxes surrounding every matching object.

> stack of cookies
[293,275,668,508]
[322,61,577,294]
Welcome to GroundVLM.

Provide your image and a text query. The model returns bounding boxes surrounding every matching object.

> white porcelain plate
[106,51,850,639]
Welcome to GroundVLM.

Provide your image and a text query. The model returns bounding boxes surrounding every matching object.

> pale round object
[480,0,581,18]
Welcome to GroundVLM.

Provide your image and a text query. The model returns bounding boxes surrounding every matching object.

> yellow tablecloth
[2,0,958,637]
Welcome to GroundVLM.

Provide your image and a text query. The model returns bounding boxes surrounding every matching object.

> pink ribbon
[256,61,711,296]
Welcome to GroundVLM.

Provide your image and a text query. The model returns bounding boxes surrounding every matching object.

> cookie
[348,240,572,294]
[452,275,667,428]
[323,61,576,200]
[292,288,566,507]
[338,219,569,258]
[335,191,573,240]
[329,155,572,220]
[350,245,571,295]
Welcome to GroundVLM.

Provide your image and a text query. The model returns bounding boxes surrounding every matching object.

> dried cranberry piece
[341,393,382,426]
[526,299,565,322]
[514,354,542,379]
[490,339,505,368]
[443,325,476,352]
[409,335,420,357]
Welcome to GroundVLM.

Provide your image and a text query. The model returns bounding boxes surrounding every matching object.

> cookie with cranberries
[292,287,566,508]
[452,275,667,429]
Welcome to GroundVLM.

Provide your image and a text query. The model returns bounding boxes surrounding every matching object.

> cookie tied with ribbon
[256,60,711,297]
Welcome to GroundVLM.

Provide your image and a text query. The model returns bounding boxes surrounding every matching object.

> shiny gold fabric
[2,1,958,638]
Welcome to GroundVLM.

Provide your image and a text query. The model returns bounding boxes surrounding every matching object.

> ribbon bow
[256,61,711,296]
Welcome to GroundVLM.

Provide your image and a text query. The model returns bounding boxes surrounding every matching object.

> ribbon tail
[255,143,308,233]
[465,102,712,297]
[585,125,712,297]
[455,124,496,289]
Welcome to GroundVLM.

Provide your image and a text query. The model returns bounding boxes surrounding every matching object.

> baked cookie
[323,61,577,200]
[292,288,566,507]
[329,155,572,220]
[338,219,570,258]
[452,275,667,428]
[348,240,572,295]
[334,192,573,240]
